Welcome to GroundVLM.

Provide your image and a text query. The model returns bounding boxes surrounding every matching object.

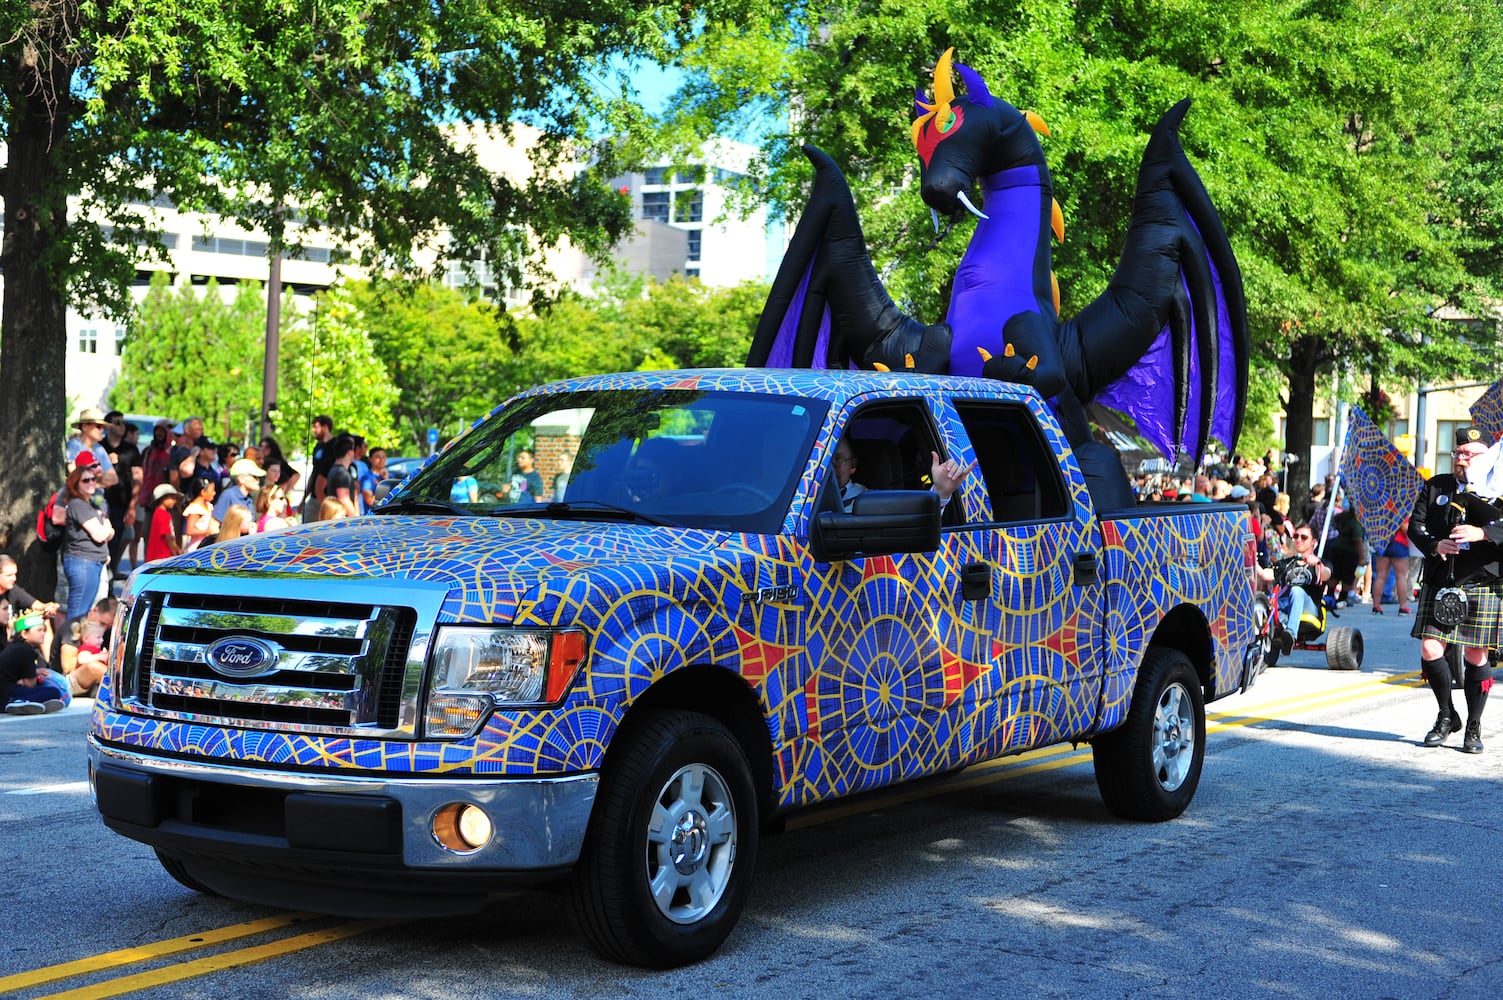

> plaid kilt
[1411,577,1503,647]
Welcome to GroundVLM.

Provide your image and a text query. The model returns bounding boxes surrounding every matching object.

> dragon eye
[941,110,957,133]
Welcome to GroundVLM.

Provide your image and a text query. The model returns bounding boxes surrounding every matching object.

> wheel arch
[609,664,778,820]
[1147,603,1216,698]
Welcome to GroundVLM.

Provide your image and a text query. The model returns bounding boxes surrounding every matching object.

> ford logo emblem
[204,637,278,678]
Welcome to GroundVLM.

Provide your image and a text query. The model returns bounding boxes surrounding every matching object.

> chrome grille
[120,589,421,736]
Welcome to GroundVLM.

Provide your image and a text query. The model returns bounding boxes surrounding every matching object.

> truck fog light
[433,802,493,853]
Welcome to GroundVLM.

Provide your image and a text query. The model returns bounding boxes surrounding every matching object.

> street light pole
[262,248,283,443]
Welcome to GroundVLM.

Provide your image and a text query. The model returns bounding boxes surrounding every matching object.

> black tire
[1325,627,1364,671]
[1092,647,1205,822]
[154,849,223,897]
[570,710,758,968]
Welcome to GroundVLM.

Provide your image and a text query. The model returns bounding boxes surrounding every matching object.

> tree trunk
[1282,337,1325,524]
[1,33,77,599]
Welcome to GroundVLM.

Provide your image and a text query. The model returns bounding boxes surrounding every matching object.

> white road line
[5,781,90,796]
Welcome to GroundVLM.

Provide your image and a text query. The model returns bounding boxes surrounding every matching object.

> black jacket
[1407,473,1503,586]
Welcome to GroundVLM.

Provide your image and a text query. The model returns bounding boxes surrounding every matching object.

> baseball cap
[73,450,98,470]
[151,483,182,502]
[13,612,44,636]
[229,458,266,478]
[1229,485,1250,500]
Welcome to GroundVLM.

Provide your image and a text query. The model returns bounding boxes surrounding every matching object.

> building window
[1313,418,1330,447]
[78,328,99,354]
[687,230,702,262]
[643,167,668,185]
[1439,420,1467,473]
[674,190,703,223]
[642,191,670,223]
[115,329,127,356]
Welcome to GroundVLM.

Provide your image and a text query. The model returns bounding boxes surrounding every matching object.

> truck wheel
[153,849,222,897]
[570,710,758,968]
[1325,627,1364,671]
[1092,647,1205,822]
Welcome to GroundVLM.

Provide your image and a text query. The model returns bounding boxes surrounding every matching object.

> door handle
[1073,551,1099,586]
[960,561,991,601]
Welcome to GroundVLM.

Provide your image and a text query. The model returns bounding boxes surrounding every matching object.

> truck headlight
[424,627,586,737]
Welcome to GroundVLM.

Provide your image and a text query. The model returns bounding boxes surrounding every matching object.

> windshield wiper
[371,498,470,516]
[542,500,676,527]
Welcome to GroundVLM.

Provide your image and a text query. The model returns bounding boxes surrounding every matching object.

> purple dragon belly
[945,165,1056,378]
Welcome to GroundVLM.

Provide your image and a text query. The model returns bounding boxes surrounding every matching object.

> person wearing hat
[1406,424,1503,752]
[65,407,119,489]
[1,612,67,715]
[212,458,266,532]
[143,482,184,565]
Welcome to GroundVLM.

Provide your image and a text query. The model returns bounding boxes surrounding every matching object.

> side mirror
[373,478,402,504]
[811,490,940,562]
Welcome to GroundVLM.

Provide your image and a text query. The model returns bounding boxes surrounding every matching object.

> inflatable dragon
[747,49,1248,484]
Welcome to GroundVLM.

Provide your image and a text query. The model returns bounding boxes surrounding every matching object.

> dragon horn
[1023,110,1051,136]
[933,48,956,113]
[954,62,994,107]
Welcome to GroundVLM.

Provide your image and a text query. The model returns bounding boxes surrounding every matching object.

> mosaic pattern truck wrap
[92,369,1257,812]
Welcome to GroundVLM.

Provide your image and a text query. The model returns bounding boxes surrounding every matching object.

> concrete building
[48,127,781,412]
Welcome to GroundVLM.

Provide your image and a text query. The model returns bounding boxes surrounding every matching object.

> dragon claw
[1023,110,1051,136]
[977,347,993,362]
[1004,343,1016,358]
[904,353,915,369]
[872,362,891,372]
[1025,355,1039,371]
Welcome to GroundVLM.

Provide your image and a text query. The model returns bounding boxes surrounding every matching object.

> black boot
[1421,658,1462,746]
[1462,659,1490,754]
[1424,710,1462,747]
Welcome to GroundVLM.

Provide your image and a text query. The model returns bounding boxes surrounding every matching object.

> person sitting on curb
[2,613,69,715]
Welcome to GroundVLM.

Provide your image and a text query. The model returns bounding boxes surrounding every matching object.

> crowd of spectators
[4,408,387,716]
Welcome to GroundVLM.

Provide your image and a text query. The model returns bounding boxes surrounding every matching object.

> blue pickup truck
[89,368,1260,967]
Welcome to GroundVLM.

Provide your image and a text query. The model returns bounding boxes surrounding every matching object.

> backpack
[36,490,65,552]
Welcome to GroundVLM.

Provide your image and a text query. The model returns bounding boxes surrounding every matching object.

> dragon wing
[1068,100,1248,465]
[747,145,950,372]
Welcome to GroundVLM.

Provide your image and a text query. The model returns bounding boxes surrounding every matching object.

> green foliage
[349,280,515,453]
[111,273,268,436]
[724,1,1503,463]
[277,288,402,450]
[502,272,766,397]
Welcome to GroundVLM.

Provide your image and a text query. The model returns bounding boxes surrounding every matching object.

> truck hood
[143,515,750,621]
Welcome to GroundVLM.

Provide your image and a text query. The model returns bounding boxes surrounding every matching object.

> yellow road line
[31,920,390,1000]
[0,913,315,994]
[791,669,1423,829]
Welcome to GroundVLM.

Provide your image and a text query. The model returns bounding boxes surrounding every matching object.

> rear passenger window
[953,402,1069,523]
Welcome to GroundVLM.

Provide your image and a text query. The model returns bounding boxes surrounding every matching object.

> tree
[498,271,767,401]
[111,273,268,437]
[0,1,790,590]
[277,290,402,453]
[347,280,512,453]
[702,1,1503,513]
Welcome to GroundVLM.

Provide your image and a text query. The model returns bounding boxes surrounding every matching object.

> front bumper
[89,738,598,914]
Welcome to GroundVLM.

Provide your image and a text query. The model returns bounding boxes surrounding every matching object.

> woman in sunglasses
[60,455,115,625]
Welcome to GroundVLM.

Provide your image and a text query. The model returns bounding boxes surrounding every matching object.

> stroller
[1254,556,1364,671]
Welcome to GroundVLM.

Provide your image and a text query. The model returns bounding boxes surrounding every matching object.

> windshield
[387,388,826,533]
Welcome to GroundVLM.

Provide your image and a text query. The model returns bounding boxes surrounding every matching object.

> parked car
[120,413,173,439]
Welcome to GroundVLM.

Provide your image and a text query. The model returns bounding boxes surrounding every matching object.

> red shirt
[145,506,177,562]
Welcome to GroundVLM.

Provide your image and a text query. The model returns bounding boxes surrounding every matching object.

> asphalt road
[3,605,1500,999]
